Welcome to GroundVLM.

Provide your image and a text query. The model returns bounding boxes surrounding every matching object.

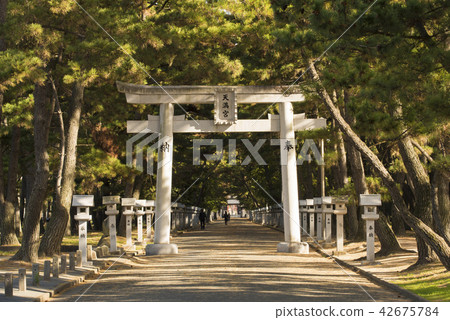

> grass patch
[394,268,450,302]
[0,250,12,256]
[61,231,104,246]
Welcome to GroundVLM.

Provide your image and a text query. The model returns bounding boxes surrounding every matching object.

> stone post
[76,250,82,267]
[360,194,381,264]
[18,269,26,291]
[69,253,76,270]
[135,200,146,245]
[60,255,67,274]
[147,103,178,255]
[277,102,308,254]
[103,196,120,253]
[306,199,315,237]
[145,200,155,240]
[121,198,136,249]
[52,256,59,278]
[313,197,323,241]
[4,273,13,297]
[299,200,308,236]
[72,195,94,266]
[322,196,334,244]
[44,261,51,280]
[333,196,348,254]
[32,264,40,286]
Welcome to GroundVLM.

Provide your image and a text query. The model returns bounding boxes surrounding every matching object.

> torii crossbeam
[117,81,326,255]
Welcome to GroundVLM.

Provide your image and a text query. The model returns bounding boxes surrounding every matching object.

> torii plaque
[117,82,326,255]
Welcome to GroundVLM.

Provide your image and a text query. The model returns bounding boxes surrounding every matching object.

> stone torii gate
[117,81,326,255]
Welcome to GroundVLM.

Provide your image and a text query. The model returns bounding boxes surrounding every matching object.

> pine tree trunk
[398,135,437,265]
[0,0,7,52]
[0,95,4,235]
[309,62,450,270]
[376,210,404,255]
[391,205,407,236]
[345,136,367,240]
[11,80,54,262]
[435,170,450,240]
[39,81,83,257]
[0,0,8,235]
[335,129,348,189]
[1,126,20,245]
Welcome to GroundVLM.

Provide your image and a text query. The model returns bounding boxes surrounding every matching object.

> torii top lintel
[116,81,305,104]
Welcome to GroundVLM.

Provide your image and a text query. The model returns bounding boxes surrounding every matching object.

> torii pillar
[277,102,308,254]
[146,103,178,255]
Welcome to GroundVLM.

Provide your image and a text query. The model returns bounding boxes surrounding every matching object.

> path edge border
[264,224,428,302]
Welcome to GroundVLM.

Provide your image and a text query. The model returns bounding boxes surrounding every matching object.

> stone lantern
[121,198,136,248]
[299,200,308,236]
[313,197,324,241]
[306,199,315,237]
[360,194,381,263]
[103,196,120,253]
[73,195,94,265]
[332,196,348,254]
[135,200,146,245]
[322,196,334,244]
[145,200,155,240]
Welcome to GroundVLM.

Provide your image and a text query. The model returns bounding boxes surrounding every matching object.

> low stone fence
[170,206,203,231]
[248,206,284,230]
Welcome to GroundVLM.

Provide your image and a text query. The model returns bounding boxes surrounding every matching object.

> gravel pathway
[51,218,412,302]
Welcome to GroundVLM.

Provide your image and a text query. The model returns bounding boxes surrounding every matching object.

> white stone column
[307,199,315,237]
[281,163,290,241]
[121,198,135,249]
[135,200,146,245]
[314,197,323,241]
[360,194,381,264]
[147,103,178,255]
[72,195,94,266]
[333,196,348,254]
[74,211,91,265]
[277,102,308,254]
[299,200,308,236]
[322,196,333,244]
[103,196,120,253]
[145,200,155,240]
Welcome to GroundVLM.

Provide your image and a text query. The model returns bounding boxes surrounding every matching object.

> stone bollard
[44,261,51,280]
[322,196,334,244]
[145,200,155,240]
[102,245,109,256]
[299,200,308,236]
[60,255,67,273]
[306,199,315,237]
[360,194,381,264]
[76,250,82,267]
[95,247,103,258]
[91,250,97,260]
[73,195,94,265]
[32,264,40,286]
[52,256,59,278]
[314,197,323,241]
[69,253,76,270]
[87,245,93,260]
[103,196,120,252]
[122,198,136,247]
[18,268,27,291]
[4,273,13,297]
[135,200,146,245]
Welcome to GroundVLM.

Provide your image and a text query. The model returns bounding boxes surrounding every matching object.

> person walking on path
[199,209,206,230]
[224,211,230,225]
